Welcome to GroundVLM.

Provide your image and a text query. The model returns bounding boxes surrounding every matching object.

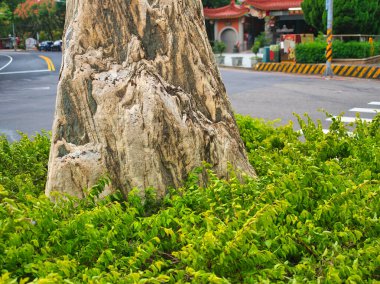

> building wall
[215,18,244,52]
[216,18,240,36]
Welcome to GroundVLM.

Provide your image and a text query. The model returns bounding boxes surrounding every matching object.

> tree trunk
[46,0,255,199]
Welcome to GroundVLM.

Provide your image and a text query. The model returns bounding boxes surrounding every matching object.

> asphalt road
[0,50,61,140]
[220,68,380,129]
[0,50,379,141]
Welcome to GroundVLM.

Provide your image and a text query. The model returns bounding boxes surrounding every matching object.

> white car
[52,40,62,51]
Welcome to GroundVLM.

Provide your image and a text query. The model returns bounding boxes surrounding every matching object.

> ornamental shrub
[296,40,380,63]
[0,114,379,283]
[212,40,226,54]
[374,41,380,55]
[295,42,326,63]
[0,132,50,199]
[333,41,371,59]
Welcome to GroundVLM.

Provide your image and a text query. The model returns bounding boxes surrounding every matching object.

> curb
[254,63,380,80]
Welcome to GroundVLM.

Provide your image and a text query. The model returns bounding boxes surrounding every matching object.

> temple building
[204,0,314,52]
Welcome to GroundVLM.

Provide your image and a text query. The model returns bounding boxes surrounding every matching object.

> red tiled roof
[204,0,249,19]
[243,0,303,11]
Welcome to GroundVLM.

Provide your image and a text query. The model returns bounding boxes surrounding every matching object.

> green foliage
[333,41,372,59]
[251,33,268,55]
[0,132,50,199]
[301,0,325,33]
[251,40,261,54]
[212,40,226,54]
[0,1,17,37]
[0,114,380,282]
[0,0,65,39]
[202,0,230,8]
[296,41,380,63]
[295,41,326,63]
[302,0,380,34]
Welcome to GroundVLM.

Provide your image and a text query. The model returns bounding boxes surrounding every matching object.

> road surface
[0,50,379,140]
[220,68,380,130]
[0,50,60,140]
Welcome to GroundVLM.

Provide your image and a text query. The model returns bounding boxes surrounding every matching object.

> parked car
[52,40,62,51]
[38,41,53,51]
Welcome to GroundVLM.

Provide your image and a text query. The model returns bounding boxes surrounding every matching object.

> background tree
[15,0,65,40]
[302,0,380,34]
[0,0,24,38]
[0,3,11,37]
[202,0,230,8]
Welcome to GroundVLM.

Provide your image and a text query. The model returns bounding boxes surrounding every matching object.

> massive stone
[46,0,255,199]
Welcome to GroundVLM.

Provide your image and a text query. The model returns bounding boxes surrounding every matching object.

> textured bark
[46,0,255,199]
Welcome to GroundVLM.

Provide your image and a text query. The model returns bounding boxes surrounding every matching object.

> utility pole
[324,0,333,77]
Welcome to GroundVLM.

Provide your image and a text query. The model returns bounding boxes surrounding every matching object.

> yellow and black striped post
[325,29,333,71]
[324,0,334,77]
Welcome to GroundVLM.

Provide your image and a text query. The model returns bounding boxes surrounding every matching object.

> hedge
[295,42,326,63]
[296,41,380,63]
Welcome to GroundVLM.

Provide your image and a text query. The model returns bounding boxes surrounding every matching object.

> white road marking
[0,55,13,71]
[369,102,380,105]
[326,116,372,123]
[0,69,50,75]
[323,129,354,135]
[322,129,354,135]
[349,107,380,113]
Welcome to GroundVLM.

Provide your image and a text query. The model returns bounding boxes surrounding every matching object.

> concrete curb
[254,63,380,80]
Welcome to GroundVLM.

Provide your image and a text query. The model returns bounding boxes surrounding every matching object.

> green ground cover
[1,114,379,283]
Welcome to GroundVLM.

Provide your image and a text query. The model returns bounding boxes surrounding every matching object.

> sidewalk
[0,49,31,52]
[216,52,259,68]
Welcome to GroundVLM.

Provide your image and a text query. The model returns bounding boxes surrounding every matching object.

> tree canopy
[0,0,65,40]
[302,0,380,34]
[15,0,65,40]
[202,0,230,8]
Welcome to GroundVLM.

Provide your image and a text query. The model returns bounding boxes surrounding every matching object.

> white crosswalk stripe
[321,129,354,136]
[350,107,380,114]
[323,101,378,134]
[326,116,373,123]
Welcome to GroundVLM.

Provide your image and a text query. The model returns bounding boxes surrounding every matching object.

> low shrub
[295,42,326,63]
[296,40,380,63]
[252,32,268,54]
[333,41,371,59]
[0,132,50,198]
[212,40,226,54]
[0,114,379,283]
[374,41,380,55]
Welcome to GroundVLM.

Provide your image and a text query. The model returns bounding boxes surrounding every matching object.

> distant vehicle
[52,40,62,51]
[38,41,53,51]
